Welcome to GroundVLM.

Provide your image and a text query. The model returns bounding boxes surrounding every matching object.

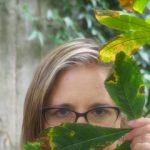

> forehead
[46,63,115,109]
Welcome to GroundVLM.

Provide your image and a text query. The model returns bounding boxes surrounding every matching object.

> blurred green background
[0,0,149,150]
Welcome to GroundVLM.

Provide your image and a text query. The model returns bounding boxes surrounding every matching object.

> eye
[56,108,71,117]
[93,108,109,116]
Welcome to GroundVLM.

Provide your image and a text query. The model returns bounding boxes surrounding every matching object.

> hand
[125,117,150,150]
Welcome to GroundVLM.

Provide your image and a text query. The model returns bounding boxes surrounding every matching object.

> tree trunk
[0,0,44,149]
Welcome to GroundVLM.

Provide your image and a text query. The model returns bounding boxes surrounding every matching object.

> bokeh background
[0,0,149,150]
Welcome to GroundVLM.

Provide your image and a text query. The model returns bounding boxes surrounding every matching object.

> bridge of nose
[75,114,88,124]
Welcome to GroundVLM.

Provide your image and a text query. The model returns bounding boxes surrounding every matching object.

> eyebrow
[47,102,113,110]
[88,103,113,109]
[47,103,75,109]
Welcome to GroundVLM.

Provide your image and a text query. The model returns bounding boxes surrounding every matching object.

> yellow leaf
[99,32,150,62]
[95,9,120,19]
[119,0,134,12]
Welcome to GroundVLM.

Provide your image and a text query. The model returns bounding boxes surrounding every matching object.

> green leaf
[144,92,150,117]
[133,0,148,13]
[23,142,41,150]
[95,9,150,32]
[146,17,150,24]
[114,141,131,150]
[105,52,145,119]
[99,31,150,62]
[48,123,131,150]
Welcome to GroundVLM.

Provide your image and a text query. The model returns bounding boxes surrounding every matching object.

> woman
[22,38,150,150]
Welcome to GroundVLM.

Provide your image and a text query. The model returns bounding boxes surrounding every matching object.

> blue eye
[93,108,108,115]
[56,108,70,117]
[95,109,104,114]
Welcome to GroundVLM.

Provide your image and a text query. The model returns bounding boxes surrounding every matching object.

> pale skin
[44,63,150,150]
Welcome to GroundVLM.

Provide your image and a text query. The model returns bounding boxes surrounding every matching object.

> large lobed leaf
[23,124,131,150]
[48,123,131,150]
[105,52,145,119]
[95,9,150,32]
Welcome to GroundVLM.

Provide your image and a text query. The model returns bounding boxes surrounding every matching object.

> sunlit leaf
[146,17,150,24]
[114,141,131,150]
[48,123,131,150]
[118,0,134,12]
[105,52,145,119]
[118,0,148,13]
[99,31,150,62]
[95,9,150,32]
[133,0,148,13]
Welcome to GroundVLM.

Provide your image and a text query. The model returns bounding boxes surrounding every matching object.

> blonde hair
[21,38,112,144]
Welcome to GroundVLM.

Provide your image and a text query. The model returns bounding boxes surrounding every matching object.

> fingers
[131,134,150,147]
[128,117,150,128]
[124,117,150,150]
[130,134,150,150]
[125,123,150,140]
[131,142,150,150]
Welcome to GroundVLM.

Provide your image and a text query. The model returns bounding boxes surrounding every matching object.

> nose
[76,116,88,124]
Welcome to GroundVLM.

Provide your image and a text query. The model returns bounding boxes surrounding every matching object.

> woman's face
[44,63,121,150]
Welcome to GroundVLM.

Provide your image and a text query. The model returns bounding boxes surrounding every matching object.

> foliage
[95,10,150,32]
[95,10,150,62]
[48,123,130,150]
[23,0,150,150]
[94,0,150,106]
[134,46,150,116]
[24,123,131,150]
[105,52,145,119]
[94,0,150,110]
[22,0,119,46]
